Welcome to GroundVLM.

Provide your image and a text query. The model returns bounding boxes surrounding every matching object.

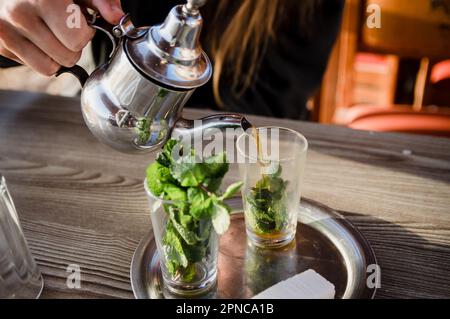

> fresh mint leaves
[245,164,289,234]
[146,139,242,282]
[171,155,208,187]
[211,203,231,236]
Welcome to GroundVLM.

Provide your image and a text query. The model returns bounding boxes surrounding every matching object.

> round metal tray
[131,198,377,299]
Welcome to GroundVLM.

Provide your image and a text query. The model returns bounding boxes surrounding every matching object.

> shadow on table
[309,136,450,185]
[336,209,450,299]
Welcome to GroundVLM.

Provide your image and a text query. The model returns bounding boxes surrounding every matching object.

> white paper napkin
[252,269,336,299]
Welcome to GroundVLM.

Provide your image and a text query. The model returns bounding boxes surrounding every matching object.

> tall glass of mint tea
[144,140,242,296]
[237,127,308,248]
[144,187,219,296]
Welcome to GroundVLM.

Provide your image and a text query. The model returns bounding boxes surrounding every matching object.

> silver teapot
[58,0,251,153]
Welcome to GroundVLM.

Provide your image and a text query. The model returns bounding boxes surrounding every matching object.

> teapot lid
[124,0,212,90]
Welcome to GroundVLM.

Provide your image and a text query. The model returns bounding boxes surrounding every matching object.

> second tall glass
[237,127,308,248]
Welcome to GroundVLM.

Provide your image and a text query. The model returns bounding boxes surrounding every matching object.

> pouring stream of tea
[252,127,271,169]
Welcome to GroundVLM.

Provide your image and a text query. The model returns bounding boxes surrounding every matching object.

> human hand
[0,0,124,75]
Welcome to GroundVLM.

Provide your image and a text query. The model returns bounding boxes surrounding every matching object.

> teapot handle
[56,13,134,87]
[56,65,90,87]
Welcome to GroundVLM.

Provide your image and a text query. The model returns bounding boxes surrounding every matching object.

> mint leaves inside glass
[245,164,289,235]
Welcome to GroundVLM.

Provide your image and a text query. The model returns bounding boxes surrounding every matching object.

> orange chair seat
[347,105,450,137]
[431,60,450,84]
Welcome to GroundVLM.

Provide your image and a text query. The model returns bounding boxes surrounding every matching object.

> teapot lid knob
[184,0,207,15]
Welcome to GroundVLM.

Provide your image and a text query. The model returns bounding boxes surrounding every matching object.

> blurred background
[313,0,450,136]
[1,0,450,137]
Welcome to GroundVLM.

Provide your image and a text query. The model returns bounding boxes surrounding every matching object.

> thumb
[76,0,124,25]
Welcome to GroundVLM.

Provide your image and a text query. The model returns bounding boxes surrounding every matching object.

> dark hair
[209,0,324,107]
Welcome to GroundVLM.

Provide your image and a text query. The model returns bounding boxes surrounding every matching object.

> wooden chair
[316,0,450,136]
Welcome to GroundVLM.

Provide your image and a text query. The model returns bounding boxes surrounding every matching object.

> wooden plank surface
[0,90,449,299]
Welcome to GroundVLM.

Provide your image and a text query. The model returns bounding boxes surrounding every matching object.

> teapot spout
[172,113,253,142]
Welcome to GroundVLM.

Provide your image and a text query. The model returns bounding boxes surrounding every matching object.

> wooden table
[1,90,449,299]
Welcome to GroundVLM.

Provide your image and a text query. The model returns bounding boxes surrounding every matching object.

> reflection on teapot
[58,0,252,153]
